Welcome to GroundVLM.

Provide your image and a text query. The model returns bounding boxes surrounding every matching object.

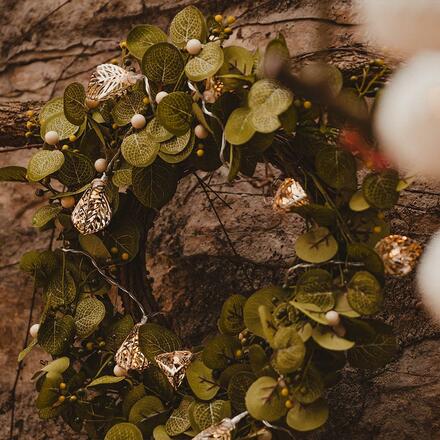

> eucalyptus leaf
[362,171,399,209]
[157,92,193,136]
[224,107,255,145]
[127,25,168,59]
[219,294,246,335]
[38,315,75,355]
[347,271,382,315]
[121,128,160,167]
[185,42,224,82]
[186,360,219,401]
[312,326,355,351]
[32,205,62,228]
[169,6,207,48]
[138,323,181,361]
[63,82,86,125]
[245,376,286,421]
[295,227,338,263]
[27,150,65,182]
[142,42,185,85]
[0,166,28,182]
[271,326,305,374]
[112,91,145,126]
[104,423,143,440]
[74,297,106,337]
[286,399,329,432]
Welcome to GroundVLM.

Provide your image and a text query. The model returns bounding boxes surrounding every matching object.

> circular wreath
[1,6,422,440]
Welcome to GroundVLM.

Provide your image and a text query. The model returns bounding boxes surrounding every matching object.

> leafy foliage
[4,6,404,440]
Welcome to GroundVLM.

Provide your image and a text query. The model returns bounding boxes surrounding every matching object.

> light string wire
[61,247,149,324]
[187,80,227,165]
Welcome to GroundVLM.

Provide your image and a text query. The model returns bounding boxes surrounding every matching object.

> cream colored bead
[94,158,108,173]
[61,196,76,209]
[44,130,59,145]
[325,310,341,326]
[29,323,40,338]
[194,124,209,139]
[155,91,168,104]
[186,39,202,55]
[113,365,128,377]
[130,113,146,129]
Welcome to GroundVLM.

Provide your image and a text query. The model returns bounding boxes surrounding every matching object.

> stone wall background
[0,1,439,438]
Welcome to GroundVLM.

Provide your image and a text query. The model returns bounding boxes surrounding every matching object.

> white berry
[44,130,59,145]
[94,158,108,173]
[186,39,202,55]
[131,113,146,129]
[325,310,340,326]
[155,91,168,104]
[113,365,128,377]
[194,124,209,139]
[61,196,76,209]
[29,323,40,338]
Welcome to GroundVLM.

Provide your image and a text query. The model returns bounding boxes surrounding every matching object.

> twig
[0,144,43,153]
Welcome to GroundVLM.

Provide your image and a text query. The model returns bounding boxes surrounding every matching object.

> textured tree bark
[0,1,439,439]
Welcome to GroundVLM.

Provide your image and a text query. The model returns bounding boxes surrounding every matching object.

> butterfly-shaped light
[86,64,143,101]
[193,412,248,440]
[273,178,309,213]
[155,350,193,389]
[114,323,149,372]
[72,177,112,235]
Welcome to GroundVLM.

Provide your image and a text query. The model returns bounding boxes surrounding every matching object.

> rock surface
[0,0,439,439]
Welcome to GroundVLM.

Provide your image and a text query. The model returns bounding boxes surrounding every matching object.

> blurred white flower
[357,0,440,55]
[375,52,440,179]
[417,231,440,322]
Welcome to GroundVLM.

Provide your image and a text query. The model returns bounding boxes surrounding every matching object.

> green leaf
[138,323,181,362]
[112,166,132,187]
[32,205,62,228]
[312,326,354,351]
[243,287,288,338]
[291,301,329,324]
[185,42,224,82]
[142,42,185,85]
[186,359,219,401]
[36,371,62,409]
[251,112,281,134]
[157,92,193,136]
[63,82,86,125]
[224,107,255,145]
[334,292,360,318]
[112,91,145,126]
[292,365,323,404]
[41,113,78,140]
[202,335,241,369]
[105,314,134,351]
[27,150,65,181]
[46,270,76,307]
[295,227,338,263]
[189,400,230,432]
[169,5,207,48]
[165,396,193,436]
[248,79,293,116]
[346,319,397,369]
[219,294,246,335]
[279,105,298,133]
[39,97,64,123]
[223,46,255,76]
[56,151,95,188]
[74,297,106,337]
[144,366,175,402]
[146,117,173,142]
[315,146,357,190]
[38,315,75,355]
[286,399,329,432]
[132,160,178,209]
[123,384,146,418]
[300,62,343,98]
[128,395,165,424]
[347,271,382,315]
[41,357,70,374]
[227,145,241,182]
[154,425,172,440]
[88,375,126,387]
[18,339,37,362]
[79,234,111,261]
[0,166,28,182]
[347,243,384,279]
[159,130,191,155]
[248,344,270,376]
[245,376,286,421]
[271,326,305,374]
[362,171,399,209]
[295,269,335,312]
[158,135,194,164]
[228,371,256,412]
[104,423,143,440]
[349,190,370,212]
[127,25,168,59]
[121,128,160,167]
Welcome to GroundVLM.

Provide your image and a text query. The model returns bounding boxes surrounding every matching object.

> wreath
[1,6,423,440]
